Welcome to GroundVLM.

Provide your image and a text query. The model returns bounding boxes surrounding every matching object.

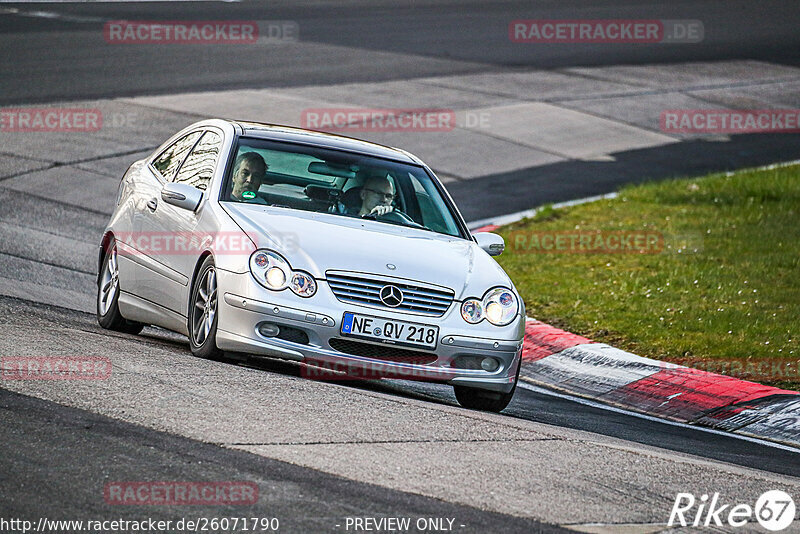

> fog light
[481,357,499,372]
[258,323,281,337]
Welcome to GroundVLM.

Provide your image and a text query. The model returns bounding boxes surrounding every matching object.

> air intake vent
[328,338,437,365]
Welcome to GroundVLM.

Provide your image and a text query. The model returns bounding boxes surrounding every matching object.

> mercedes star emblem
[379,285,404,307]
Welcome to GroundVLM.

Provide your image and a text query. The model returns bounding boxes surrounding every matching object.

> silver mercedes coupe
[97,119,525,411]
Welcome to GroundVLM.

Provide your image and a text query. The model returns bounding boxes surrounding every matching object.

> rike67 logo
[669,490,796,531]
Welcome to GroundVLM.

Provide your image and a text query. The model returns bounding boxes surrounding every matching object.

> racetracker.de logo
[104,21,258,44]
[112,231,299,257]
[113,232,300,257]
[115,231,255,257]
[104,482,258,506]
[301,108,456,133]
[302,360,444,382]
[661,109,800,134]
[509,230,664,254]
[509,19,703,43]
[0,108,102,132]
[1,356,111,380]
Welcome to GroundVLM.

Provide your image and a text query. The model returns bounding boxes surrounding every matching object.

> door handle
[147,198,158,212]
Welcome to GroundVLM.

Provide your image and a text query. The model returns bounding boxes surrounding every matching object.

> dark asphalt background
[2,0,800,104]
[3,1,799,220]
[0,384,566,533]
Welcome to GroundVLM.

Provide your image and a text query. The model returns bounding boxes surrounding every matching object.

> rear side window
[174,131,223,191]
[152,131,202,181]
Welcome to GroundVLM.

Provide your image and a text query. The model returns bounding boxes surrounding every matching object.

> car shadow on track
[234,352,465,409]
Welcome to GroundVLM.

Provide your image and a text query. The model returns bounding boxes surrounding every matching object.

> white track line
[467,193,618,230]
[518,380,800,454]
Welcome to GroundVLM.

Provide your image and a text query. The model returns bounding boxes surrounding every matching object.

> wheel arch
[187,251,215,320]
[98,231,115,285]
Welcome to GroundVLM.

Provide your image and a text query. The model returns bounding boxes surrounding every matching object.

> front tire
[188,256,224,360]
[97,239,144,335]
[453,359,520,413]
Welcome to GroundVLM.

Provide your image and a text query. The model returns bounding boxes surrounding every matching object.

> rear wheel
[188,256,224,360]
[97,239,144,335]
[453,359,520,413]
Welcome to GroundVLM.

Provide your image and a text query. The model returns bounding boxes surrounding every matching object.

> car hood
[222,203,512,299]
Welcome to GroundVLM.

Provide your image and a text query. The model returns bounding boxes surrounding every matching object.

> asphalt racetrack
[1,1,800,532]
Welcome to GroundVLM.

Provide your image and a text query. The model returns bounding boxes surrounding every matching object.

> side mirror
[161,182,203,212]
[473,232,505,256]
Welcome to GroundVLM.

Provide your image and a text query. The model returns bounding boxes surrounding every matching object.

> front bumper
[215,269,525,393]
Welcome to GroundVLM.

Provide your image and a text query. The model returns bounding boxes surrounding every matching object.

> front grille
[326,272,454,316]
[328,338,437,365]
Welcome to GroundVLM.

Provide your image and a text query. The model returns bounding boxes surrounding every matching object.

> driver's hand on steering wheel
[369,205,394,216]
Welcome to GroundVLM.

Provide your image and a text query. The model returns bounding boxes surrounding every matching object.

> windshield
[221,137,465,238]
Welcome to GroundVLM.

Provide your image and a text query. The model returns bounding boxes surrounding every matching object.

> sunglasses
[365,188,395,200]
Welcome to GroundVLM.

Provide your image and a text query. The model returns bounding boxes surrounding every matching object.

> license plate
[341,312,438,350]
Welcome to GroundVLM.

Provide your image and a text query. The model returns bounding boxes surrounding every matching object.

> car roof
[230,120,422,165]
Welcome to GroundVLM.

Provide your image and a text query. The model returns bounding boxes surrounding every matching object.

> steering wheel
[363,208,425,229]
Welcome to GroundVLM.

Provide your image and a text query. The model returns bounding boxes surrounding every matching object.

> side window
[173,131,223,191]
[152,131,203,181]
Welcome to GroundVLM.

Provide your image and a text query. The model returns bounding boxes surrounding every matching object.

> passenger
[230,152,268,203]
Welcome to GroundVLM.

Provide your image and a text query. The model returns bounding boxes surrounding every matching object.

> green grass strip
[496,163,800,389]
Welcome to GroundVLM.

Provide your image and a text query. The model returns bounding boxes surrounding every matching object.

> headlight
[461,287,518,326]
[483,288,517,326]
[266,266,287,288]
[251,251,290,290]
[290,271,317,298]
[250,250,317,297]
[461,299,484,324]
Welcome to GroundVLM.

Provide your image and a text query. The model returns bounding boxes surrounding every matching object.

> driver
[358,176,395,217]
